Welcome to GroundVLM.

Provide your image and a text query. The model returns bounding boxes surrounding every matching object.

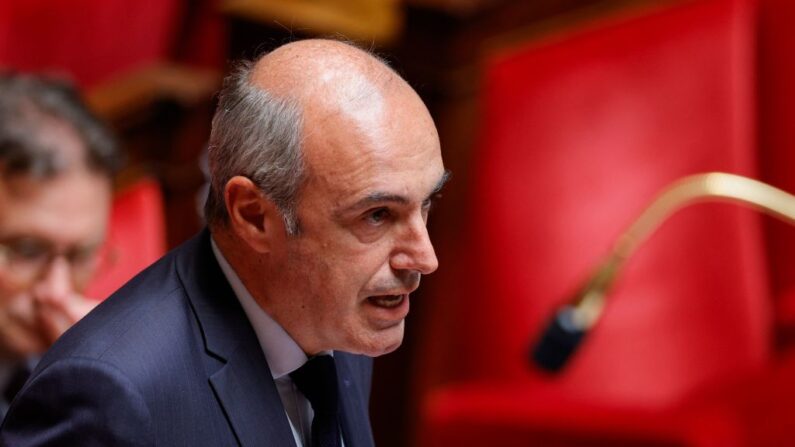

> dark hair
[0,72,122,179]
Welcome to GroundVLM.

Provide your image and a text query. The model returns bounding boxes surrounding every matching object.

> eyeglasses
[0,237,115,290]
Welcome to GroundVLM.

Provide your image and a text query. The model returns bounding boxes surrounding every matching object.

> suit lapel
[177,230,296,447]
[209,341,297,447]
[336,353,375,447]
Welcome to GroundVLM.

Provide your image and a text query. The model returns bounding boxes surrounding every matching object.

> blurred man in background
[0,73,121,414]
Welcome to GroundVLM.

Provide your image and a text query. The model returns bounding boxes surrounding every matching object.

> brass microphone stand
[533,172,795,371]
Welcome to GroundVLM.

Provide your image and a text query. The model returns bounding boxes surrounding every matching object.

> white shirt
[211,239,343,447]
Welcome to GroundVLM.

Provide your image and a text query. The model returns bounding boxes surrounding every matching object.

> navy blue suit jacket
[0,230,375,446]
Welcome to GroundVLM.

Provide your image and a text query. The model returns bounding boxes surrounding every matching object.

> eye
[67,245,101,267]
[7,239,51,263]
[365,207,391,225]
[421,193,442,218]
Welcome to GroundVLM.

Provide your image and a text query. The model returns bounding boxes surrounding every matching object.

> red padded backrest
[0,0,181,87]
[417,0,768,408]
[84,178,166,300]
[758,0,795,296]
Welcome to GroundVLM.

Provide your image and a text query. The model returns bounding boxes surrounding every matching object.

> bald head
[250,39,398,101]
[258,40,435,171]
[205,39,438,235]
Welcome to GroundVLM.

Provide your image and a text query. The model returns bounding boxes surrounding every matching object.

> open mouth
[367,294,406,309]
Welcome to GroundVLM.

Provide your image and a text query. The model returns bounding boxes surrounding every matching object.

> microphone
[531,258,616,371]
[530,172,795,372]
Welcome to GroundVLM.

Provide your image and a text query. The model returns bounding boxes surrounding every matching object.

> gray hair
[204,61,305,235]
[0,73,121,179]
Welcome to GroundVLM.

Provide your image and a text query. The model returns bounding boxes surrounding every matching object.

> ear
[224,176,283,253]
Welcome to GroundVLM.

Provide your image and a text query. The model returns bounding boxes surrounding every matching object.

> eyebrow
[341,170,451,213]
[430,170,451,196]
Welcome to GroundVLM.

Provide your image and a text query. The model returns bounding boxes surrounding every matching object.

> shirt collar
[210,237,308,379]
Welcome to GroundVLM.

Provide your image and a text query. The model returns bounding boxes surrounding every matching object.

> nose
[390,214,439,275]
[32,256,75,305]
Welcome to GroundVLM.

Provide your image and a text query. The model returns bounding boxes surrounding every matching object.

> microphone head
[530,306,588,372]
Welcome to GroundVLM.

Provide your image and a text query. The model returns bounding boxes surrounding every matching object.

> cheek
[303,259,377,322]
[308,240,385,287]
[0,274,24,303]
[284,243,351,308]
[0,282,36,323]
[287,228,395,314]
[332,253,391,301]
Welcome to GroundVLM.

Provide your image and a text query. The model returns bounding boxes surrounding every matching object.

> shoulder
[43,232,214,360]
[38,250,187,370]
[0,231,244,446]
[30,232,216,393]
[1,357,154,446]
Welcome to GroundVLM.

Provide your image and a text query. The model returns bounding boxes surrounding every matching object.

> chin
[347,323,405,357]
[357,342,402,357]
[371,339,403,357]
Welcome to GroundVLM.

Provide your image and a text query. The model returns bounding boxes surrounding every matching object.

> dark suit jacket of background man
[0,230,375,447]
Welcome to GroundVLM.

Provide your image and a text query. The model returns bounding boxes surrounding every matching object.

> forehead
[0,171,111,245]
[300,82,443,206]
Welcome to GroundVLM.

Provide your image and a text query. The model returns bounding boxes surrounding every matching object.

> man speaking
[1,39,447,446]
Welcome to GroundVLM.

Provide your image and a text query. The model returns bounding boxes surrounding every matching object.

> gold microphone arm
[567,172,795,331]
